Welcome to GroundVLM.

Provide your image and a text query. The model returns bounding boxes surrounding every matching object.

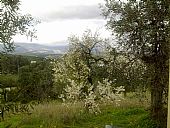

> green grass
[0,107,153,128]
[0,99,155,128]
[71,107,154,128]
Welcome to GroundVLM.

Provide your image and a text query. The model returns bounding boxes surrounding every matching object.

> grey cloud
[44,5,103,21]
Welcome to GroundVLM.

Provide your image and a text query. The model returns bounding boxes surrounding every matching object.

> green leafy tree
[0,54,29,74]
[0,74,18,88]
[102,0,170,127]
[0,0,37,119]
[0,0,37,52]
[105,50,148,97]
[18,60,54,103]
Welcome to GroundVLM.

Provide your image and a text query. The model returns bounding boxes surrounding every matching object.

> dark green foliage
[18,59,54,103]
[0,54,55,119]
[0,54,55,103]
[0,74,18,88]
[102,0,170,127]
[0,54,29,74]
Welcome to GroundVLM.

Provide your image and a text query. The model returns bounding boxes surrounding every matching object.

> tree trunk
[151,77,163,127]
[150,60,167,128]
[167,59,170,128]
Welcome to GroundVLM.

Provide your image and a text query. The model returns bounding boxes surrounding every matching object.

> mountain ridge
[0,42,68,57]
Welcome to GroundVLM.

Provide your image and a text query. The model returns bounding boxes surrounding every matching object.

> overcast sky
[13,0,111,45]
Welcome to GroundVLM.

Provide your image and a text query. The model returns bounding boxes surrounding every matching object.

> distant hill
[0,43,68,57]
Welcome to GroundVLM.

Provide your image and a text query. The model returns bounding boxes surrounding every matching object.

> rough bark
[150,60,167,128]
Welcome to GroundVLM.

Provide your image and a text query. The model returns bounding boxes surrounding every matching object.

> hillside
[0,43,68,57]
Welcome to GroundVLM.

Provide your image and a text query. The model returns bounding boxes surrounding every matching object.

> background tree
[105,50,149,97]
[18,59,54,103]
[0,54,29,74]
[102,0,170,127]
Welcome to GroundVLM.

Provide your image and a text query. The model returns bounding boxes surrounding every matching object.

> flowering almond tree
[54,31,125,114]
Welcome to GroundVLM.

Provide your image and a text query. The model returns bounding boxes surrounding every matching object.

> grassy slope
[0,107,154,128]
[0,99,156,128]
